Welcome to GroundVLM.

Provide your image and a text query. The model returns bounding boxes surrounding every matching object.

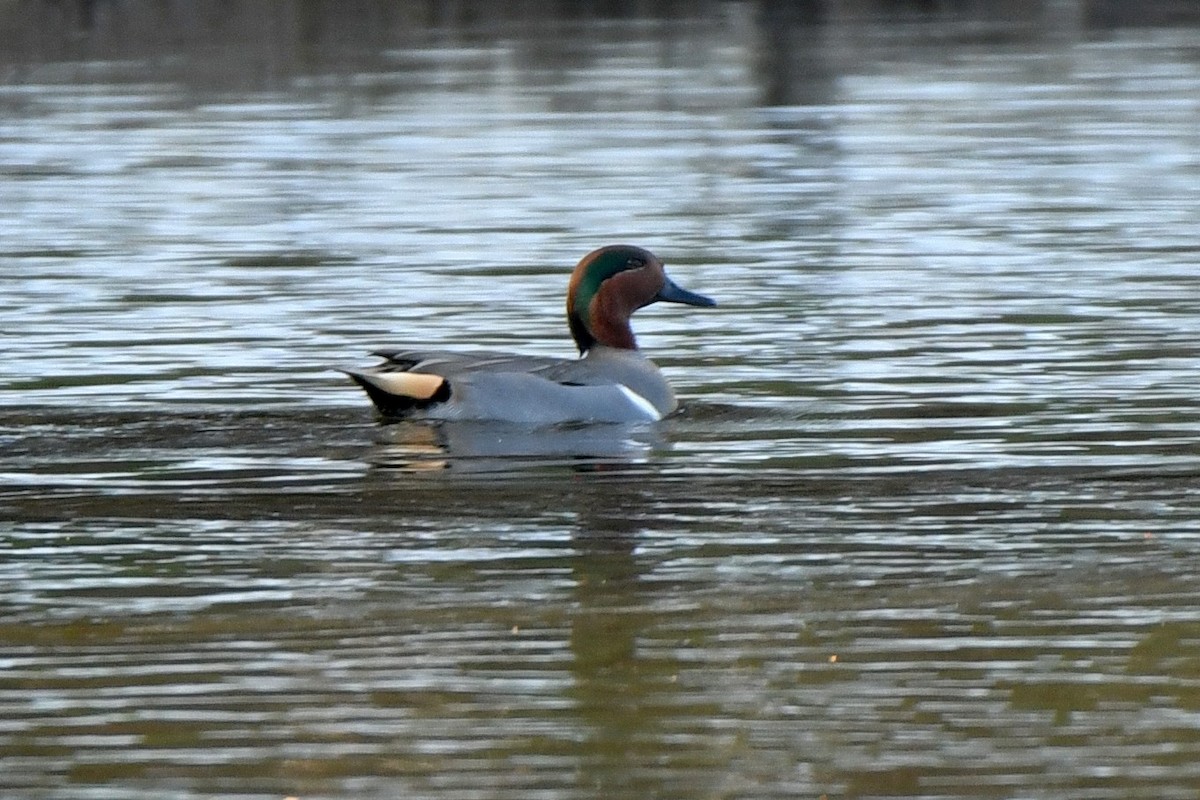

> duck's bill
[656,276,716,307]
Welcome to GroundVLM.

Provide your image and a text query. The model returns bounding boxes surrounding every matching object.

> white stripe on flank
[617,385,662,421]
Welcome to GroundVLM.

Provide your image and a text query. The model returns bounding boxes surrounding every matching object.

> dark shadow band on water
[4,405,1199,526]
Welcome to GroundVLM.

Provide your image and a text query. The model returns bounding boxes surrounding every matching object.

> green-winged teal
[344,244,716,424]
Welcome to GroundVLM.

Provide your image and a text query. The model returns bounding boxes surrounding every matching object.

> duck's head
[566,244,716,353]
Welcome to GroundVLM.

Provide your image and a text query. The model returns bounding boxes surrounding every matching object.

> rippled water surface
[4,2,1200,798]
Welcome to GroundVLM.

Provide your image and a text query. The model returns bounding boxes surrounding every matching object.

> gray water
[4,2,1200,798]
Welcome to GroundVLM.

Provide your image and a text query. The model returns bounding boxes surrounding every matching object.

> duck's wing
[372,348,568,378]
[344,348,576,419]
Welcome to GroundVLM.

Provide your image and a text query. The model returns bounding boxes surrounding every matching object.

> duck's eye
[627,257,645,269]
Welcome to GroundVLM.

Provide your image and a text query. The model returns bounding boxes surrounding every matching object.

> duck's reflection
[368,419,664,473]
[367,418,697,792]
[566,479,691,794]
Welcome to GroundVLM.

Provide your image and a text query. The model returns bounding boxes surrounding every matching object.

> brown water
[4,2,1200,798]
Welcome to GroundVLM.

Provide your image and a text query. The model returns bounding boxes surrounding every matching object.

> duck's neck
[583,272,649,351]
[587,289,638,350]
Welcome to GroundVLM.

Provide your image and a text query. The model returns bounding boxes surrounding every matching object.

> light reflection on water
[4,2,1200,798]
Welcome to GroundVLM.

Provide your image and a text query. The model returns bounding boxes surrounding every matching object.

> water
[4,2,1200,798]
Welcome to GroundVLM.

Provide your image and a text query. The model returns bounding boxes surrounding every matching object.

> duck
[343,244,716,425]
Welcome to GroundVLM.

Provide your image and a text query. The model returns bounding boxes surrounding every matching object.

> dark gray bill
[655,276,716,307]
